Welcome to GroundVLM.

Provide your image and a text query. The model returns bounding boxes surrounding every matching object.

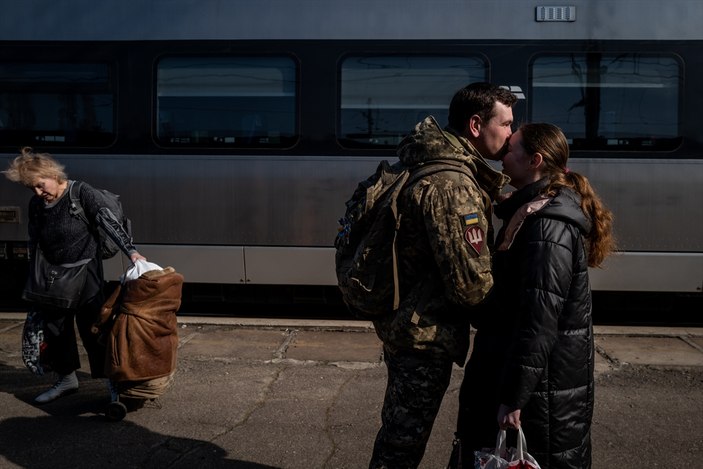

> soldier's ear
[468,115,482,138]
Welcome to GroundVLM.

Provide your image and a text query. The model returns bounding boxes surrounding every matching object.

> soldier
[369,83,516,468]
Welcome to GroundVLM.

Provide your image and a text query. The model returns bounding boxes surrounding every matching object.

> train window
[156,56,297,148]
[339,56,487,148]
[0,63,115,147]
[531,54,681,151]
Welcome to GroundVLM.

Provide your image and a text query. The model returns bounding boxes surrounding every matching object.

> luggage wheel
[106,400,128,421]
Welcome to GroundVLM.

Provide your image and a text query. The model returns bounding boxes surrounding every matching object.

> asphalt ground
[0,314,702,468]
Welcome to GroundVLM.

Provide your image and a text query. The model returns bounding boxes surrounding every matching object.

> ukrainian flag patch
[463,213,479,226]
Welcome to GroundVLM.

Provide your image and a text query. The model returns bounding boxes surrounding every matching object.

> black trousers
[40,293,106,378]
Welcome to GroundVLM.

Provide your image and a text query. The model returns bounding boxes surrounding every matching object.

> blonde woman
[4,148,145,404]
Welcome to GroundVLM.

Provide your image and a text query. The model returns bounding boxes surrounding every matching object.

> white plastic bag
[508,428,541,468]
[474,428,541,469]
[475,430,509,469]
[120,259,163,283]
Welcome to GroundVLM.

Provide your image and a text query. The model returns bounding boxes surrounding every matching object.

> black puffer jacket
[493,178,594,469]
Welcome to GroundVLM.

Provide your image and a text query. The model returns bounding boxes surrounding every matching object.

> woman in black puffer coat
[457,123,615,469]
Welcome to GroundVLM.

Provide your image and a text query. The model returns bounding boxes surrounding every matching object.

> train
[1,0,702,310]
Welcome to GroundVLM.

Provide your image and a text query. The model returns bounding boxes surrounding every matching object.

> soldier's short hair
[447,82,517,131]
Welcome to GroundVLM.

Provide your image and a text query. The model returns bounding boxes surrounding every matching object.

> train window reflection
[531,54,681,151]
[339,56,487,148]
[0,63,115,147]
[156,56,297,148]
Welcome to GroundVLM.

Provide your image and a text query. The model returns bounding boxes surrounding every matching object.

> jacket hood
[541,186,592,235]
[396,116,509,199]
[497,178,592,235]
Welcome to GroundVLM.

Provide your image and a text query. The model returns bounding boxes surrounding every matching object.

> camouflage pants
[369,346,453,469]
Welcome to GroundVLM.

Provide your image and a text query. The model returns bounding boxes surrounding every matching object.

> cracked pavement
[0,318,702,468]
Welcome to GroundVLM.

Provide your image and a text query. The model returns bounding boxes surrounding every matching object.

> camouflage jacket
[373,116,509,365]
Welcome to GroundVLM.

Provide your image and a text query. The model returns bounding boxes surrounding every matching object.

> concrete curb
[2,312,702,336]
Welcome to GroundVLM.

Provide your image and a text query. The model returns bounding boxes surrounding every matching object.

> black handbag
[22,247,92,310]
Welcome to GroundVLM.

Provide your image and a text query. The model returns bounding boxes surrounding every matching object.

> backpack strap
[388,161,477,312]
[407,160,493,223]
[68,180,107,272]
[406,160,478,188]
[68,180,92,228]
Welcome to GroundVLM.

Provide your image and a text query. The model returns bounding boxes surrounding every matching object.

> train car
[0,0,702,309]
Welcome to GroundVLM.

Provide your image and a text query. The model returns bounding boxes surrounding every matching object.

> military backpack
[334,159,474,319]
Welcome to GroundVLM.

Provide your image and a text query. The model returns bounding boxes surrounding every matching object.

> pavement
[0,313,702,468]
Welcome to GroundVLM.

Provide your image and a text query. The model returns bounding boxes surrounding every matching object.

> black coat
[463,178,594,469]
